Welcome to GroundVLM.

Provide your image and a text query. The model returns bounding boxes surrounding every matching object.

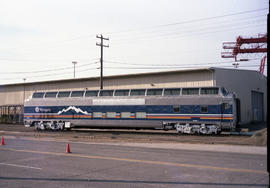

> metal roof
[0,67,265,87]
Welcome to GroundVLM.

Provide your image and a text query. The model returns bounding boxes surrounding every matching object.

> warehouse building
[0,67,267,125]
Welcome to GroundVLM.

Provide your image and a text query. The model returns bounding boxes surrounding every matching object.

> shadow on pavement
[0,177,267,187]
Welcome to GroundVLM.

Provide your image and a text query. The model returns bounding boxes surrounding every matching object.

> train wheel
[199,127,207,134]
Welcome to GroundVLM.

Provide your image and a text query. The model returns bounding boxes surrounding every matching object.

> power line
[103,64,267,71]
[110,14,267,41]
[105,8,267,36]
[1,60,265,82]
[0,67,99,80]
[1,8,267,51]
[104,58,261,67]
[0,57,98,62]
[103,64,266,70]
[111,21,267,45]
[153,8,268,28]
[0,61,99,75]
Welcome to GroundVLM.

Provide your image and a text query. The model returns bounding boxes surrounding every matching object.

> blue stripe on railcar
[24,104,233,123]
[24,105,227,114]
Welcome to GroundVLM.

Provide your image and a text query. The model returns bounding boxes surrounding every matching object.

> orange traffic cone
[1,137,5,145]
[66,143,71,153]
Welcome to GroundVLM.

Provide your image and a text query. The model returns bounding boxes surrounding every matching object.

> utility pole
[72,61,77,78]
[23,78,26,103]
[96,34,109,89]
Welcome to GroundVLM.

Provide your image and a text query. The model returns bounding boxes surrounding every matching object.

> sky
[0,0,268,85]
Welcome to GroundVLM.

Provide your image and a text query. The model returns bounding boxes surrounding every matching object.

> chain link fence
[0,105,24,124]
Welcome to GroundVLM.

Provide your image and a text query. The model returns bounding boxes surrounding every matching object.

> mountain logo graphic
[57,106,89,115]
[35,107,39,112]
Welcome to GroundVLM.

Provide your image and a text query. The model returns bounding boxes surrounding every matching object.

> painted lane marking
[0,162,42,170]
[1,147,267,175]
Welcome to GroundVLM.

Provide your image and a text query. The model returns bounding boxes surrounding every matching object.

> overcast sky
[0,0,268,84]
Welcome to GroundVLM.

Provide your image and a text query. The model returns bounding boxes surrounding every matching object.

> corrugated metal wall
[214,68,267,124]
[0,70,213,106]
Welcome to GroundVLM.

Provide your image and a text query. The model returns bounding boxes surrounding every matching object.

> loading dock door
[251,91,264,122]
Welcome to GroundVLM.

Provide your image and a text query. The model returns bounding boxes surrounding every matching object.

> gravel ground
[0,123,267,146]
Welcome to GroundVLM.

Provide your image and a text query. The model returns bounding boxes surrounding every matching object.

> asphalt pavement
[0,137,268,188]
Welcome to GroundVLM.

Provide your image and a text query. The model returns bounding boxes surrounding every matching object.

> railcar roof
[2,67,265,87]
[31,86,227,99]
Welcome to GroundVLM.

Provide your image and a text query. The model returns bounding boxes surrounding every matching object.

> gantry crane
[221,34,267,73]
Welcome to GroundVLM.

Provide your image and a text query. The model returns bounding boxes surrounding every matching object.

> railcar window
[99,90,114,96]
[164,88,181,96]
[182,88,199,95]
[32,92,45,98]
[58,91,71,98]
[221,87,228,96]
[85,90,99,97]
[146,89,163,96]
[45,92,57,98]
[121,112,131,118]
[201,88,219,95]
[71,91,84,97]
[106,112,116,118]
[135,112,146,118]
[222,103,230,110]
[130,89,146,96]
[200,106,208,113]
[114,90,130,96]
[93,112,103,118]
[173,106,180,112]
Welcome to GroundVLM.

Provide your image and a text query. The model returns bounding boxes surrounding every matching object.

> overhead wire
[0,67,99,81]
[102,57,267,73]
[1,8,267,51]
[1,8,267,83]
[104,64,266,70]
[105,8,268,35]
[104,58,261,67]
[111,20,267,45]
[109,14,267,42]
[0,61,99,75]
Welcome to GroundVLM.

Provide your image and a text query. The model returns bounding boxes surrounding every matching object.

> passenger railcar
[24,87,238,134]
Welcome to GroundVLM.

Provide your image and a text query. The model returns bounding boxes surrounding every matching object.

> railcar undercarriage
[162,122,221,134]
[175,123,221,134]
[25,120,222,135]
